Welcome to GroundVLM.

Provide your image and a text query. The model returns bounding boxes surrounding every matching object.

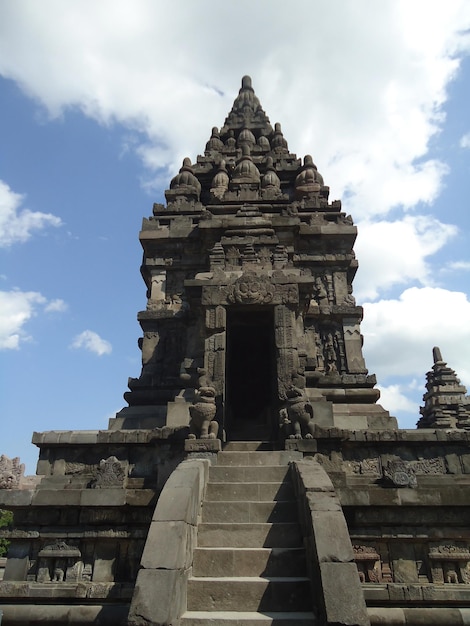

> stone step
[205,482,295,502]
[187,576,312,612]
[210,465,290,483]
[193,547,307,578]
[181,611,317,625]
[216,451,302,467]
[197,523,302,548]
[201,500,299,523]
[223,442,279,451]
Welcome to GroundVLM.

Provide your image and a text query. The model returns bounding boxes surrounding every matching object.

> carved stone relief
[343,319,367,373]
[279,385,315,439]
[65,462,95,476]
[141,331,160,371]
[91,456,127,489]
[353,545,382,583]
[349,458,381,476]
[205,306,226,331]
[188,378,218,440]
[258,246,273,270]
[228,272,274,305]
[383,458,446,487]
[0,455,24,489]
[149,270,166,302]
[323,333,337,374]
[353,541,470,585]
[225,246,240,269]
[36,541,82,583]
[429,544,470,584]
[204,332,225,395]
[312,275,328,308]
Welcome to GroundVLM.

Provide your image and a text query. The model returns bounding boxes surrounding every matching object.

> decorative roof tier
[418,347,470,429]
[163,76,330,209]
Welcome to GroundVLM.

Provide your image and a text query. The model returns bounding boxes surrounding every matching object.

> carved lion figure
[280,385,315,439]
[188,385,219,439]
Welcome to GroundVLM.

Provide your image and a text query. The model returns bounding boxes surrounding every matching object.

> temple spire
[418,347,470,429]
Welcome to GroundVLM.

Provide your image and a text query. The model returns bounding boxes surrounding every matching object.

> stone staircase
[181,442,318,625]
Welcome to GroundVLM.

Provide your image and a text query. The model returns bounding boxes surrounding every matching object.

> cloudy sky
[1,1,470,474]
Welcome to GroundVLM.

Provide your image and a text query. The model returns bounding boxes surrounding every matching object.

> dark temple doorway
[225,308,276,440]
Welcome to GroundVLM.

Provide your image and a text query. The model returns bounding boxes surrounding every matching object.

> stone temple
[1,76,470,625]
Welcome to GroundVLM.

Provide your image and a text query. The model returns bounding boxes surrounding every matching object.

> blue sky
[1,1,470,474]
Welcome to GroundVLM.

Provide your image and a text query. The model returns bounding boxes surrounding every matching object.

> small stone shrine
[1,76,470,625]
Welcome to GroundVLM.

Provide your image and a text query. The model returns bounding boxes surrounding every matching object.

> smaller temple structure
[418,346,470,429]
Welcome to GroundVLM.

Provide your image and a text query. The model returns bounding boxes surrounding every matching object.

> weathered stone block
[125,489,156,507]
[184,439,221,453]
[446,453,462,474]
[335,414,368,430]
[2,541,30,582]
[398,488,441,506]
[80,488,127,506]
[461,454,470,474]
[32,489,81,506]
[366,607,405,624]
[92,542,116,582]
[368,487,400,506]
[306,490,341,512]
[128,568,188,626]
[320,561,369,625]
[0,489,33,507]
[311,509,355,563]
[166,400,191,427]
[140,520,196,570]
[292,459,335,493]
[0,581,30,597]
[285,439,318,453]
[390,544,419,583]
[339,488,371,506]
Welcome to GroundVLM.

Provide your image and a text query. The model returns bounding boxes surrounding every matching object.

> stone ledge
[368,607,470,625]
[184,438,222,453]
[23,488,156,507]
[1,529,147,540]
[32,426,188,446]
[0,581,133,599]
[364,583,470,604]
[0,603,129,625]
[307,426,470,444]
[337,483,470,507]
[0,489,35,507]
[285,439,318,453]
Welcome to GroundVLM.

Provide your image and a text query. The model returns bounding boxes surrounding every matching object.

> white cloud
[354,215,457,300]
[71,330,112,356]
[0,290,44,349]
[442,260,470,272]
[377,383,417,414]
[460,132,470,148]
[0,180,62,247]
[0,290,68,349]
[362,287,470,386]
[0,1,469,218]
[44,299,68,313]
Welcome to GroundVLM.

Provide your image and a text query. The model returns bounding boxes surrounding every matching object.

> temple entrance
[225,308,276,440]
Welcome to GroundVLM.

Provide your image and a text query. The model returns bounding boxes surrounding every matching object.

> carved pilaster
[429,544,470,584]
[353,545,382,583]
[274,305,299,398]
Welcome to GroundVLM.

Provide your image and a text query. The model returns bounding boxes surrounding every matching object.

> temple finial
[433,346,443,364]
[241,75,253,90]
